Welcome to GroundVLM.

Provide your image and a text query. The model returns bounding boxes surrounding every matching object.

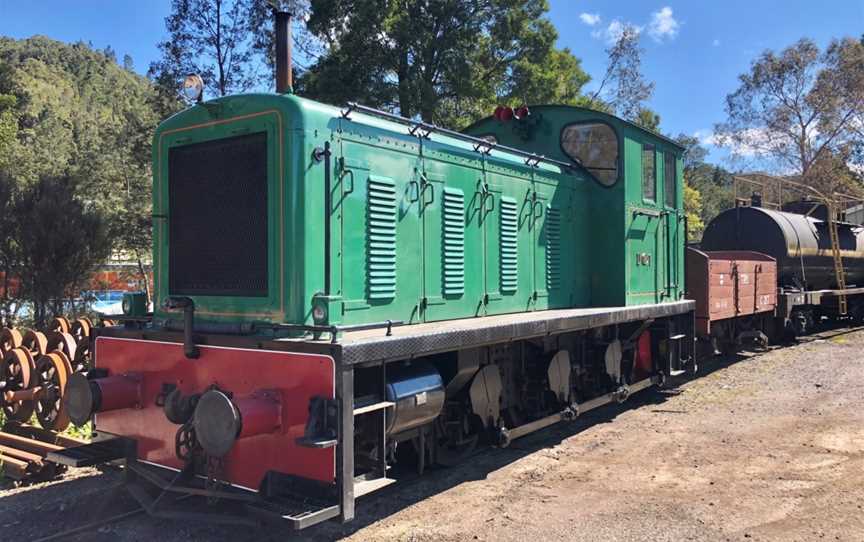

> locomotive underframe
[54,300,694,529]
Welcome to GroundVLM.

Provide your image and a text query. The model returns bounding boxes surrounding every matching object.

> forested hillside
[0,36,174,325]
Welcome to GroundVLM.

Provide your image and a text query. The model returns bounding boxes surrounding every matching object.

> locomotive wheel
[71,317,93,341]
[71,336,91,373]
[34,351,73,431]
[51,316,72,334]
[0,347,36,422]
[0,327,22,355]
[22,328,48,357]
[46,332,77,363]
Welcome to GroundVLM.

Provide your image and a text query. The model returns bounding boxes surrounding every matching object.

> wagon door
[337,139,424,325]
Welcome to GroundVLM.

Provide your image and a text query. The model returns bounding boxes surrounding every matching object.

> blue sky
[1,0,862,163]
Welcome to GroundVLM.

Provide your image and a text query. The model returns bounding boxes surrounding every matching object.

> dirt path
[3,329,863,541]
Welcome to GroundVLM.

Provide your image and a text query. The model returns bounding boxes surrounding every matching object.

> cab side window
[642,144,656,201]
[561,122,619,186]
[664,153,676,208]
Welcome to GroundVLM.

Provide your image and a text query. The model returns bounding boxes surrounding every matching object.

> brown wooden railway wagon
[686,249,777,337]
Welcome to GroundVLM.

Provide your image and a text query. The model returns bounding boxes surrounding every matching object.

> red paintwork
[95,374,141,412]
[93,337,335,490]
[235,393,281,440]
[633,331,652,379]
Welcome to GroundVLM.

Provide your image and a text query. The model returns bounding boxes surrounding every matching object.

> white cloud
[579,13,601,26]
[693,129,718,147]
[713,128,794,158]
[712,39,721,47]
[647,6,680,42]
[592,19,642,45]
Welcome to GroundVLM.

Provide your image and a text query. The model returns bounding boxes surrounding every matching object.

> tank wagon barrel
[701,205,864,291]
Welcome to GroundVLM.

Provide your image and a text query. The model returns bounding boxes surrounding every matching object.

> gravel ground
[3,327,863,541]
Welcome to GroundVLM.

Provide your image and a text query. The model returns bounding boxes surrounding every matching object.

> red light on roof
[514,105,530,120]
[493,105,514,122]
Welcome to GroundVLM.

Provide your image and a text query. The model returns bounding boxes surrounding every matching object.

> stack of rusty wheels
[0,316,103,432]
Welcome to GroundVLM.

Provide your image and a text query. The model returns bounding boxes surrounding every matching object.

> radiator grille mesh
[168,132,269,297]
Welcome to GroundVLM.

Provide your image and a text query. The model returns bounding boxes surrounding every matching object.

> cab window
[664,153,676,208]
[642,144,656,201]
[561,122,619,186]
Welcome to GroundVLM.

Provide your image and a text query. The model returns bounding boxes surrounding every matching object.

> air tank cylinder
[385,362,445,436]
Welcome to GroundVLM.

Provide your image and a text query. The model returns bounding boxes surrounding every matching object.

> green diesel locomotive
[58,15,695,529]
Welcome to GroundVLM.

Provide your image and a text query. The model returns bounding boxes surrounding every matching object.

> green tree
[298,0,590,127]
[14,175,113,327]
[716,37,864,194]
[0,36,169,314]
[149,0,261,100]
[674,133,735,240]
[634,107,660,132]
[683,183,705,241]
[0,93,16,171]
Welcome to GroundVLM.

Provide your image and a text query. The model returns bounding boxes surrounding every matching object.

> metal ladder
[827,202,848,315]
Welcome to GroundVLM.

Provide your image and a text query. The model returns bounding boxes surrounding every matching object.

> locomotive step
[354,476,396,498]
[47,436,136,467]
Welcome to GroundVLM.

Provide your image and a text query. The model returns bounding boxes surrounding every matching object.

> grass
[0,411,92,441]
[62,420,93,441]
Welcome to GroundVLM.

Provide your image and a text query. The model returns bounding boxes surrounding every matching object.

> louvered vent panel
[546,205,561,290]
[367,176,397,299]
[442,187,465,296]
[500,196,518,293]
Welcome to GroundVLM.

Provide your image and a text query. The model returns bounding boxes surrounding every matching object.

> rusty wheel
[46,331,77,362]
[71,317,93,342]
[21,328,48,357]
[51,316,72,334]
[71,336,91,373]
[34,351,72,431]
[0,347,36,422]
[0,327,23,355]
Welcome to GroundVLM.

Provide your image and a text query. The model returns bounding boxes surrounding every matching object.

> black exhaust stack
[274,9,293,93]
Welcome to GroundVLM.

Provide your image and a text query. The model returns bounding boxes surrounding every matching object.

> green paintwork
[151,95,684,331]
[464,106,685,307]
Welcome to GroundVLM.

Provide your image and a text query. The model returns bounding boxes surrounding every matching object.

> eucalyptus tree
[716,37,864,193]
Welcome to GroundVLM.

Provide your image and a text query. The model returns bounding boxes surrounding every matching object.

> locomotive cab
[464,106,686,307]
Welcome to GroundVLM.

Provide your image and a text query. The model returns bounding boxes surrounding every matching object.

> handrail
[341,102,576,172]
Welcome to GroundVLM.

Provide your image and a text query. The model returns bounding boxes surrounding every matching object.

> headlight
[312,303,327,323]
[182,74,204,103]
